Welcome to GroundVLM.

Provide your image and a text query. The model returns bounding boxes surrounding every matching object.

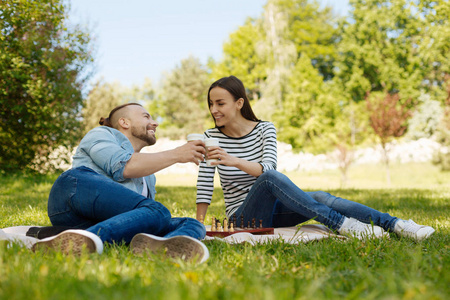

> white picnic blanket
[0,224,346,249]
[203,224,346,244]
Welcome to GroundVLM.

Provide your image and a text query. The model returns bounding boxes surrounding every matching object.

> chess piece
[230,223,235,232]
[240,215,244,228]
[260,219,263,228]
[211,217,216,231]
[252,218,256,229]
[199,215,204,224]
[223,219,228,232]
[247,221,250,229]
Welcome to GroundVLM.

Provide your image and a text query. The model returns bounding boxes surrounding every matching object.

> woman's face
[208,87,243,127]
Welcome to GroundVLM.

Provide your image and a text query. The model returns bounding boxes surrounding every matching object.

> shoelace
[400,220,420,232]
[348,222,369,233]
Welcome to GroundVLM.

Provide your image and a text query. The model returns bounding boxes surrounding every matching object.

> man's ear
[118,117,130,129]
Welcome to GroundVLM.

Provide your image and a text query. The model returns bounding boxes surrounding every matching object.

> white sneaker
[338,217,386,239]
[31,229,103,255]
[130,233,209,263]
[394,220,435,241]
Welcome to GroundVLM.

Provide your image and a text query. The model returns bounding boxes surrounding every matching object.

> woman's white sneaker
[31,229,103,255]
[338,217,386,239]
[130,233,209,263]
[394,220,435,241]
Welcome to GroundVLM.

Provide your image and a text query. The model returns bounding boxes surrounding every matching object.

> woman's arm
[207,122,277,177]
[196,203,209,221]
[208,151,263,177]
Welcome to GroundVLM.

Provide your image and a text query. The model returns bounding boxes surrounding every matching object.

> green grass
[1,164,449,300]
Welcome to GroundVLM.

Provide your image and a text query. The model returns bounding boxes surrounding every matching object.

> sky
[69,0,350,87]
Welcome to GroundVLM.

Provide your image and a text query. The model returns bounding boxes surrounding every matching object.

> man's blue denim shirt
[72,126,156,200]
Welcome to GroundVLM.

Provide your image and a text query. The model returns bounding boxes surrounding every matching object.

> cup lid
[187,133,204,140]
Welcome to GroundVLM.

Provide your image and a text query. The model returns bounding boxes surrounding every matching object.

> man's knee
[141,200,172,225]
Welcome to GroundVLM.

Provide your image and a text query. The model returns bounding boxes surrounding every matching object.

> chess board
[206,227,274,238]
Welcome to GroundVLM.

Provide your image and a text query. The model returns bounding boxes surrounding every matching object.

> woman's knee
[308,191,334,205]
[259,169,284,181]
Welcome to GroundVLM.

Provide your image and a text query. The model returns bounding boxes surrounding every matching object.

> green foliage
[335,0,426,102]
[407,94,444,140]
[82,80,124,133]
[209,19,266,102]
[210,0,339,123]
[417,0,450,100]
[274,54,339,153]
[1,171,449,299]
[157,56,211,139]
[433,84,450,171]
[0,0,94,172]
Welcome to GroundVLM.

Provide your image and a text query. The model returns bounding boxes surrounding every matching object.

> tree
[209,19,266,102]
[157,56,210,139]
[255,0,338,120]
[335,0,426,103]
[82,80,124,134]
[211,0,338,122]
[433,75,450,171]
[366,92,412,184]
[328,100,371,186]
[82,78,155,134]
[0,0,94,172]
[275,54,340,153]
[417,0,450,100]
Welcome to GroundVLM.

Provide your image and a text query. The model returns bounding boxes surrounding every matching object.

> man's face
[128,105,158,146]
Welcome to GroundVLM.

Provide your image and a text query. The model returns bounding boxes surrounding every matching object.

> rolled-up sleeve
[260,122,277,172]
[78,128,134,182]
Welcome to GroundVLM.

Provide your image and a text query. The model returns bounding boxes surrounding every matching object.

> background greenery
[0,1,449,298]
[1,0,449,173]
[1,164,449,299]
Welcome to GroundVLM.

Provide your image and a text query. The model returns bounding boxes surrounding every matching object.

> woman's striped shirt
[196,121,277,218]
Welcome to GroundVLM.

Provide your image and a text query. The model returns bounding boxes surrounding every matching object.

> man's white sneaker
[130,233,209,263]
[338,217,386,239]
[31,229,103,255]
[394,219,435,241]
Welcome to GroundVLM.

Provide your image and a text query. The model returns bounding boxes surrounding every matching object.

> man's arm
[123,140,205,178]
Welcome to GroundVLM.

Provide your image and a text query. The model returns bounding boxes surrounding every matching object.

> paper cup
[204,138,219,166]
[187,134,205,163]
[187,133,204,142]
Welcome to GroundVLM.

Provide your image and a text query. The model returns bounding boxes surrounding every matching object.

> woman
[195,75,435,241]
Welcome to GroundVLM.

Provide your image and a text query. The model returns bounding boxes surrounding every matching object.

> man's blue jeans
[47,167,206,244]
[234,170,398,231]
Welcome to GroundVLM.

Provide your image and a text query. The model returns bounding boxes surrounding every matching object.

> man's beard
[131,125,156,146]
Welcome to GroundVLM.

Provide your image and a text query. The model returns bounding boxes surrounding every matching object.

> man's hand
[175,140,206,165]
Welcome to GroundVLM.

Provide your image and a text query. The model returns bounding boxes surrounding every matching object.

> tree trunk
[381,142,391,185]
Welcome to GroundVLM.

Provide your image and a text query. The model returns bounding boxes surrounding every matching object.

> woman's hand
[206,145,263,177]
[206,146,238,167]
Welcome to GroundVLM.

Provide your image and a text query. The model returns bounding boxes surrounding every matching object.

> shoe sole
[31,230,103,255]
[130,234,209,263]
[416,227,436,241]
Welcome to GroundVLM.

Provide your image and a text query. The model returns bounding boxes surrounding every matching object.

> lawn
[0,163,449,299]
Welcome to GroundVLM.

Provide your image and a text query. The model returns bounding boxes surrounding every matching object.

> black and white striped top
[196,121,277,218]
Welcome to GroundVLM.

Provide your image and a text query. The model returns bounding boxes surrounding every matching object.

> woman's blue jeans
[47,167,206,244]
[233,170,398,231]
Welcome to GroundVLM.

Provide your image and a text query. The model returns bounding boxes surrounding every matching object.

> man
[32,103,209,263]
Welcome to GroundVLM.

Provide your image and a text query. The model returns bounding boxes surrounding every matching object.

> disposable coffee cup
[187,134,205,163]
[204,138,219,167]
[187,133,204,142]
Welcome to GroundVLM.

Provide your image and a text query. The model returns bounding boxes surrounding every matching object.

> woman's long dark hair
[207,76,260,122]
[99,103,143,128]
